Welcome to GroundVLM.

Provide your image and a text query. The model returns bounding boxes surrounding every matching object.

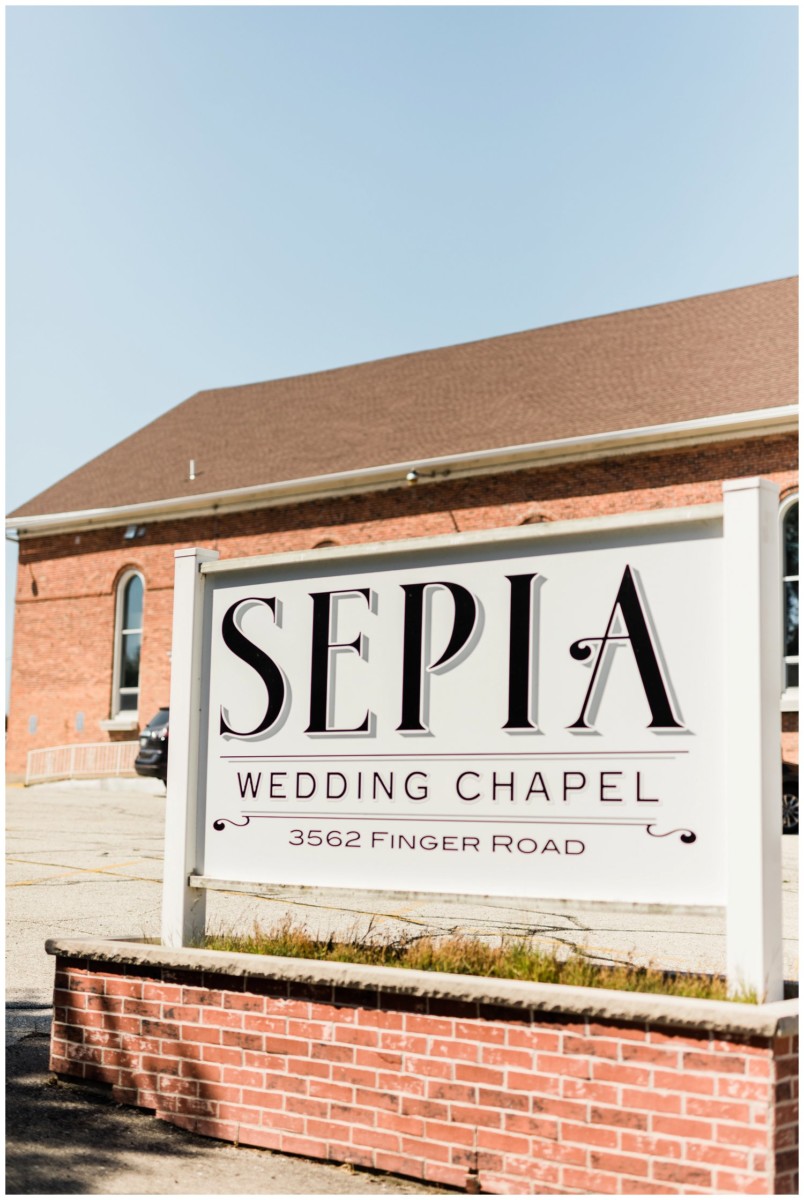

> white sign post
[161,546,219,948]
[161,479,783,1001]
[723,479,783,999]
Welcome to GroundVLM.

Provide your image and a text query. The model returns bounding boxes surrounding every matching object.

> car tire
[782,786,798,835]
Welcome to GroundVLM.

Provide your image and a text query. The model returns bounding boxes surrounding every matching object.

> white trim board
[7,407,796,538]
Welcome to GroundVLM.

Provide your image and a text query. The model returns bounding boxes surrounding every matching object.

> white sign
[202,527,721,904]
[162,479,783,999]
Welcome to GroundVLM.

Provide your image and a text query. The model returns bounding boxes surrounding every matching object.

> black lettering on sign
[237,771,261,799]
[397,581,478,732]
[220,598,286,738]
[307,589,372,734]
[568,565,683,731]
[504,572,540,730]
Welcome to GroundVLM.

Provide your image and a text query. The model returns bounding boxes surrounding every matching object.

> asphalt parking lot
[5,779,799,1193]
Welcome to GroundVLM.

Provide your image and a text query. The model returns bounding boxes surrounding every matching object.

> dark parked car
[134,708,169,784]
[782,762,798,835]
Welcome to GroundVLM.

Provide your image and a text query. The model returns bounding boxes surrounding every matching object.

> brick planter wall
[46,940,798,1195]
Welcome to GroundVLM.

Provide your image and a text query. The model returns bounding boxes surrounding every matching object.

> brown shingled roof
[9,277,797,520]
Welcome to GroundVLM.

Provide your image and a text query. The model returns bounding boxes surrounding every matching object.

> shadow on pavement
[6,1036,200,1194]
[5,1032,453,1195]
[6,999,53,1042]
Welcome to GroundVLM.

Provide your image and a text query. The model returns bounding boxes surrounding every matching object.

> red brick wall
[8,433,798,775]
[774,1034,799,1193]
[50,954,798,1195]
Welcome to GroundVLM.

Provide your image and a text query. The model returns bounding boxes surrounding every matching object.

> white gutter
[6,406,797,538]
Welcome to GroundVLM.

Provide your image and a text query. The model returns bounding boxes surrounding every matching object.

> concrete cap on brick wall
[45,936,798,1039]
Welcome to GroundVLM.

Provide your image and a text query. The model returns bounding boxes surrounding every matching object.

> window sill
[100,716,139,732]
[780,691,799,714]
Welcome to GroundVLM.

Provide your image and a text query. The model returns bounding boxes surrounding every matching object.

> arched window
[781,497,798,703]
[113,571,144,716]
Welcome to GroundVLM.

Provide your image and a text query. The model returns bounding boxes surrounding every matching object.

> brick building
[6,278,798,780]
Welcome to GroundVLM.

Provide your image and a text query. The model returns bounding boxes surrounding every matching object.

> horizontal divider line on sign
[209,814,698,842]
[219,751,689,760]
[219,813,679,825]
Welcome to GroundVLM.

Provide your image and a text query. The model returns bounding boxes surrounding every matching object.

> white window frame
[102,569,144,731]
[780,493,798,712]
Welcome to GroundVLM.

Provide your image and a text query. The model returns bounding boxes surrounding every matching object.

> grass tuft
[200,917,755,1002]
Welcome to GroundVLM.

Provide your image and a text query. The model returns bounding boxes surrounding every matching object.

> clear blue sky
[5,4,798,695]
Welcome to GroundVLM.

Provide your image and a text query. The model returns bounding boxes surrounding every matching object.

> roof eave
[6,406,798,539]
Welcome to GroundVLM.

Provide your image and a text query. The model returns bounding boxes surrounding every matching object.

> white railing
[25,741,140,785]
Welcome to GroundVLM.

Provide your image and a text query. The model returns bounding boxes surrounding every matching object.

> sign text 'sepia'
[218,564,683,739]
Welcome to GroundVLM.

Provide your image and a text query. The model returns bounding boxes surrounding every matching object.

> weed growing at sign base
[200,918,755,1002]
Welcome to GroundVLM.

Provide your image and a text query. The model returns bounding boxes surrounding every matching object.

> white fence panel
[26,741,140,785]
